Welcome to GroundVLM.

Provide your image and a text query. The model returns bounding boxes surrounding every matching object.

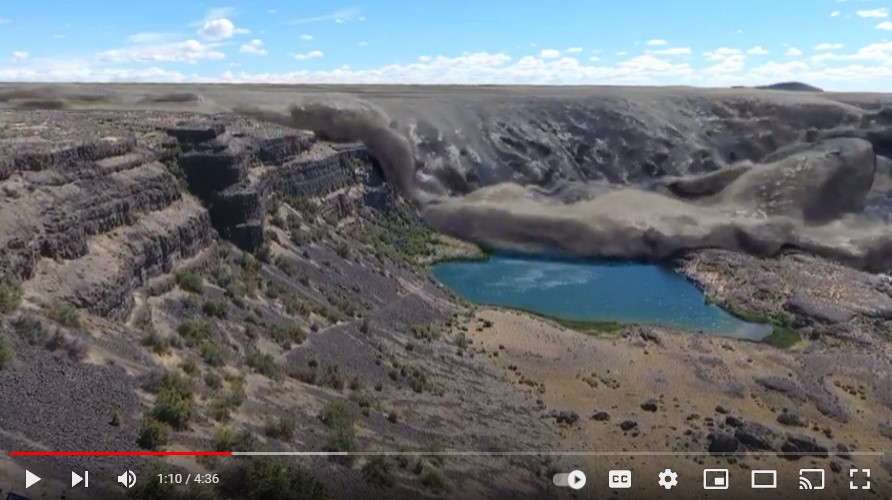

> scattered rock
[781,434,829,458]
[708,433,740,454]
[777,410,807,427]
[592,410,611,422]
[715,405,730,414]
[548,410,580,426]
[641,399,659,412]
[620,420,638,432]
[835,443,852,460]
[725,415,743,427]
[735,422,782,451]
[829,461,842,474]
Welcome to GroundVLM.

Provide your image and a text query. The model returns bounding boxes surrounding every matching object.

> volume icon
[117,470,136,489]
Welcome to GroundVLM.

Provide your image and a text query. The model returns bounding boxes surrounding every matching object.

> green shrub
[0,333,12,370]
[152,388,194,430]
[217,456,329,500]
[198,340,225,366]
[175,271,204,294]
[204,371,223,389]
[420,466,448,492]
[361,456,394,488]
[268,322,306,347]
[137,417,170,450]
[246,349,282,380]
[212,427,258,453]
[110,408,123,427]
[201,298,228,319]
[0,280,23,314]
[176,318,212,347]
[263,416,296,441]
[141,331,172,355]
[321,363,345,390]
[320,399,357,430]
[150,371,194,430]
[323,428,357,465]
[46,301,80,327]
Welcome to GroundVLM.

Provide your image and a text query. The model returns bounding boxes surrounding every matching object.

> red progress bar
[10,451,232,456]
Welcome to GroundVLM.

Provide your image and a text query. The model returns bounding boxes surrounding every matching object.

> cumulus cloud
[292,50,324,60]
[98,40,225,63]
[239,39,267,56]
[566,47,583,53]
[539,49,561,59]
[199,18,249,40]
[300,34,313,41]
[878,21,892,30]
[747,46,769,55]
[653,47,692,55]
[857,7,888,17]
[7,40,892,91]
[704,47,743,61]
[646,39,668,46]
[10,51,28,63]
[830,10,841,17]
[785,47,803,56]
[815,42,844,50]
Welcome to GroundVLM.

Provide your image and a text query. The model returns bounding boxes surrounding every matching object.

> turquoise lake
[431,255,773,341]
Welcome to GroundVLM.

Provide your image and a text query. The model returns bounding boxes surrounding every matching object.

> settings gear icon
[658,469,678,489]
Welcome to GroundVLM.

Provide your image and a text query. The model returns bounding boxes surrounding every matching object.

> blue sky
[1,1,891,89]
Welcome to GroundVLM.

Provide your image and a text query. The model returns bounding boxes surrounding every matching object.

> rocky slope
[0,109,557,500]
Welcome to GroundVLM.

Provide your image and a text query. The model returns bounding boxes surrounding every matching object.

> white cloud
[292,50,324,60]
[815,42,844,50]
[747,46,769,55]
[646,39,668,46]
[653,47,692,55]
[289,7,361,24]
[878,21,892,30]
[98,40,225,63]
[198,18,249,40]
[704,47,743,61]
[11,51,28,63]
[127,32,180,44]
[539,49,561,59]
[830,10,841,17]
[566,47,583,54]
[785,47,803,56]
[358,41,369,47]
[239,39,267,56]
[589,56,600,62]
[300,34,313,41]
[8,41,892,90]
[616,51,628,56]
[857,8,888,17]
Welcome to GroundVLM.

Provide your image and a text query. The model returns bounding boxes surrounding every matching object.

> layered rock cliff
[0,111,388,319]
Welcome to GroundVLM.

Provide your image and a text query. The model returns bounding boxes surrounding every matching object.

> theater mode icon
[608,470,632,488]
[751,470,777,489]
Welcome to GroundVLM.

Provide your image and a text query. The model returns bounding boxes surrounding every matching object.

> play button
[568,470,587,490]
[25,470,41,489]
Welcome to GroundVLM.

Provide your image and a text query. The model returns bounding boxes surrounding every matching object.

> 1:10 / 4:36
[157,473,220,484]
